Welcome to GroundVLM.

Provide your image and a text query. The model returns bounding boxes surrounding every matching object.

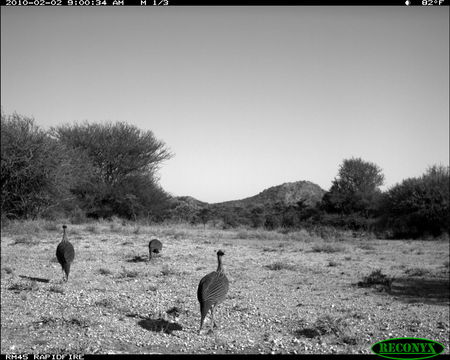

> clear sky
[1,7,449,203]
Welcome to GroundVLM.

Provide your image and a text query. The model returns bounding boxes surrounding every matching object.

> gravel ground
[1,224,449,354]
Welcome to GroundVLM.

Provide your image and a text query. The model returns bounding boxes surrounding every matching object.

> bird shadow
[136,318,183,335]
[126,255,148,263]
[19,275,50,283]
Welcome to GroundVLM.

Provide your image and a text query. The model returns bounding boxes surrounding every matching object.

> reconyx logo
[372,337,445,360]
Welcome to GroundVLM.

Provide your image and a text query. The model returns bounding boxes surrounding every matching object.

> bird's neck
[62,230,67,242]
[216,256,224,273]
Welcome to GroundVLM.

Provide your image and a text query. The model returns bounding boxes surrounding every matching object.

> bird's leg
[199,310,206,334]
[211,306,218,329]
[213,311,219,329]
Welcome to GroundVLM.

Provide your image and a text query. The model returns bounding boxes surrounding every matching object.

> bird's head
[62,225,67,230]
[217,250,225,256]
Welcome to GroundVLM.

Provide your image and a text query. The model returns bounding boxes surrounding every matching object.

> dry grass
[8,281,39,292]
[98,267,113,276]
[265,261,297,271]
[404,267,432,277]
[85,224,100,234]
[311,243,345,253]
[295,314,348,338]
[118,268,139,279]
[2,266,14,275]
[95,298,115,308]
[357,243,376,251]
[48,285,65,294]
[1,221,449,354]
[357,269,393,291]
[12,236,40,246]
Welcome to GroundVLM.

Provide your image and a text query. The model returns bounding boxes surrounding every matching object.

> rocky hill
[174,196,208,208]
[171,180,326,225]
[213,180,325,208]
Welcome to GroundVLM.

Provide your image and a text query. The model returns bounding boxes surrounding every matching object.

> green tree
[53,121,172,186]
[53,121,173,219]
[322,157,384,217]
[1,112,91,219]
[264,214,281,230]
[380,165,449,238]
[196,207,211,228]
[250,207,265,228]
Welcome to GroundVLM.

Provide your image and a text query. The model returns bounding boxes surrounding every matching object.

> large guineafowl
[197,250,229,334]
[148,239,163,261]
[56,225,75,282]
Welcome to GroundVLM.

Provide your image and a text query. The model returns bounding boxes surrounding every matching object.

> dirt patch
[1,224,449,354]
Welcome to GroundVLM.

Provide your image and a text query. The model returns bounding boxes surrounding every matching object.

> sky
[1,6,449,203]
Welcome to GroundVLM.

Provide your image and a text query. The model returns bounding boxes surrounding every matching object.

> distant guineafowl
[148,239,163,261]
[56,225,75,282]
[197,250,229,334]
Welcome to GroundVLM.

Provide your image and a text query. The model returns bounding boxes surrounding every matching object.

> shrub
[311,243,345,253]
[133,226,141,235]
[295,314,348,338]
[1,112,91,220]
[287,229,313,242]
[404,267,430,277]
[380,165,449,238]
[98,268,113,275]
[109,221,122,233]
[49,285,64,294]
[13,236,40,246]
[358,243,376,251]
[70,207,86,225]
[357,269,393,290]
[8,281,39,292]
[161,265,177,276]
[262,247,277,252]
[314,314,347,336]
[265,261,297,271]
[43,221,59,231]
[264,215,281,230]
[118,268,139,278]
[85,224,99,234]
[66,316,94,328]
[95,298,114,307]
[3,220,42,236]
[2,266,14,275]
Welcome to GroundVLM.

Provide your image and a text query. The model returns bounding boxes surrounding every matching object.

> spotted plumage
[56,225,75,282]
[197,250,229,334]
[148,239,163,261]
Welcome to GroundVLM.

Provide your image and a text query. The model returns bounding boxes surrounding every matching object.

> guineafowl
[56,225,75,282]
[197,250,229,334]
[148,239,162,261]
